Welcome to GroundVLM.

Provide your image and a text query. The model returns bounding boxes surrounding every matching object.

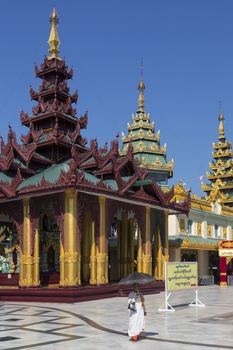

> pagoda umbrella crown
[120,76,174,187]
[48,8,61,60]
[201,112,233,207]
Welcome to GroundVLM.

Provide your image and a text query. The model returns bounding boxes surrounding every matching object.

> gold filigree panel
[197,222,202,236]
[179,219,185,233]
[223,227,227,239]
[207,224,212,237]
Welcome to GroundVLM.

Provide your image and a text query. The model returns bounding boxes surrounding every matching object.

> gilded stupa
[120,77,174,186]
[202,112,233,207]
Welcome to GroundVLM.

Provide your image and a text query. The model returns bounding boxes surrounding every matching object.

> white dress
[128,291,145,337]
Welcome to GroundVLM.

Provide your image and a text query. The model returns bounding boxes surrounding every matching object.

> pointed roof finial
[138,58,145,113]
[48,8,61,60]
[218,111,225,140]
[218,102,225,140]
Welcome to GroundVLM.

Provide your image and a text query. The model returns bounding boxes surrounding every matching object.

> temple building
[169,114,233,285]
[0,9,189,292]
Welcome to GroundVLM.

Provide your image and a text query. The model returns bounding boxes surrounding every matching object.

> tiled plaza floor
[0,285,233,349]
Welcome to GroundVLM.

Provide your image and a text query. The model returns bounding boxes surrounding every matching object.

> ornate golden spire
[137,58,145,112]
[48,8,61,60]
[138,79,145,112]
[218,112,225,140]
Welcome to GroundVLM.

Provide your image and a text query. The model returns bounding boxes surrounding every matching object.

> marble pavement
[0,285,233,349]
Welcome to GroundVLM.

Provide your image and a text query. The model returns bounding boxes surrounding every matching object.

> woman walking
[127,284,146,341]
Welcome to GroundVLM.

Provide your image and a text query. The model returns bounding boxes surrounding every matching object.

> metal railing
[198,275,215,286]
[227,275,233,285]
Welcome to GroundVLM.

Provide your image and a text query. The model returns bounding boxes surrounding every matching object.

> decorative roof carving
[174,180,189,195]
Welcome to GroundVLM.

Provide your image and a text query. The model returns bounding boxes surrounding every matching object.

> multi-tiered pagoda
[202,113,233,207]
[0,9,189,297]
[120,77,174,187]
[20,9,88,164]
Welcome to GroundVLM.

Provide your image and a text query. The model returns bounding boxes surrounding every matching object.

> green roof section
[132,140,159,147]
[81,170,101,185]
[17,160,70,190]
[133,179,152,187]
[104,179,118,191]
[121,176,133,183]
[134,153,166,165]
[17,158,120,192]
[81,171,118,191]
[38,134,48,143]
[0,172,14,184]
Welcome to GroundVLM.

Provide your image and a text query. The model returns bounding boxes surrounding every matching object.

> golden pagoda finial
[138,59,145,112]
[48,8,61,60]
[218,111,225,140]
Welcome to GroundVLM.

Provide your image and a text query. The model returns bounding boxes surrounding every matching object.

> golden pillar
[19,247,24,286]
[117,220,122,279]
[137,225,143,272]
[90,220,97,285]
[63,189,80,286]
[161,210,169,279]
[105,251,109,284]
[20,198,34,287]
[82,212,91,283]
[129,218,135,273]
[59,239,65,286]
[122,211,129,276]
[96,196,107,284]
[33,228,40,286]
[154,221,163,280]
[143,207,152,275]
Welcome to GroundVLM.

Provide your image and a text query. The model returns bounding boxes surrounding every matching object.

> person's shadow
[141,331,158,337]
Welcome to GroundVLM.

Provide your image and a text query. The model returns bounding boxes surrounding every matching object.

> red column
[220,256,227,287]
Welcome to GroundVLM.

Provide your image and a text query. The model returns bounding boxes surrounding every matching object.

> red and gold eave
[0,136,190,214]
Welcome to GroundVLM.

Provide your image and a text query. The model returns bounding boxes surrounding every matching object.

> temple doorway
[108,209,139,282]
[181,250,198,262]
[39,213,60,285]
[81,211,93,284]
[209,251,219,284]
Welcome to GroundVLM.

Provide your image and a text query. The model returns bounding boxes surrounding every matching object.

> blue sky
[0,0,232,196]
